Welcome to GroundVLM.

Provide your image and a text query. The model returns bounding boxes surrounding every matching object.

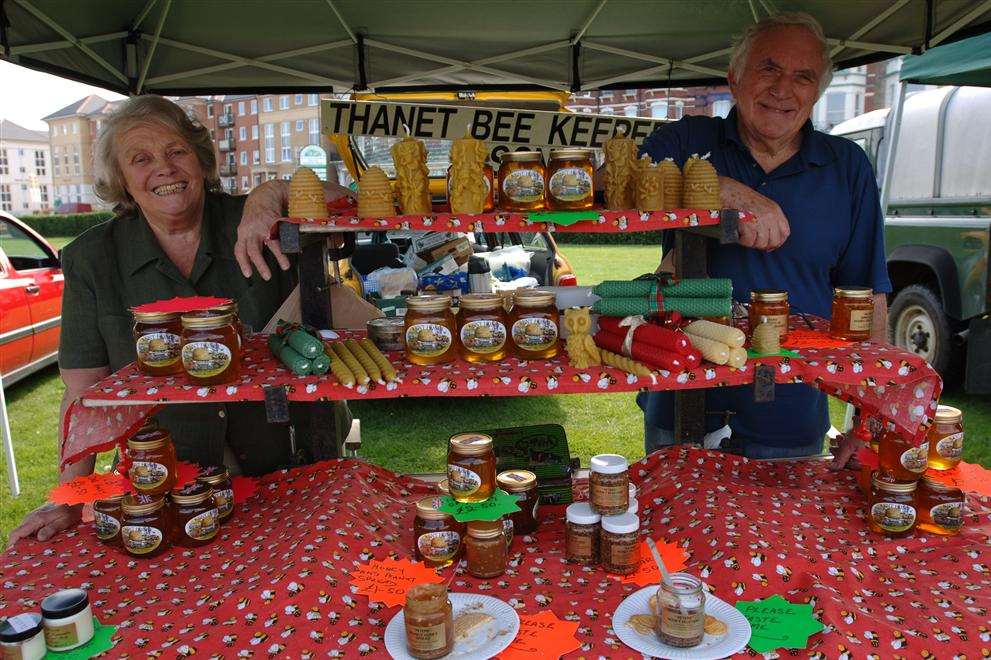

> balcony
[219,163,238,176]
[218,138,236,152]
[217,113,235,128]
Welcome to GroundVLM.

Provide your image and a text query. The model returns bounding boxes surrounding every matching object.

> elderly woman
[10,95,351,544]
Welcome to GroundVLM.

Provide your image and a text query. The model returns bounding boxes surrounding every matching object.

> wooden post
[672,230,707,445]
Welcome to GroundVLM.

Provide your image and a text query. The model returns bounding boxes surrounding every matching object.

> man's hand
[719,176,791,251]
[8,503,83,545]
[236,180,291,281]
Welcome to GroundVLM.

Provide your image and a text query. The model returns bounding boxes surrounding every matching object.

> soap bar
[684,320,745,348]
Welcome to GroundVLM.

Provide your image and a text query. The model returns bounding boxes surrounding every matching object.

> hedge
[18,212,114,237]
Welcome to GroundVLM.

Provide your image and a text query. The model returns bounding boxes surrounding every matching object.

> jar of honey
[509,290,559,359]
[600,512,641,575]
[133,311,183,376]
[404,295,457,366]
[210,301,245,345]
[458,293,509,362]
[565,502,600,565]
[916,476,965,536]
[171,482,219,547]
[465,520,507,578]
[447,432,496,503]
[121,493,172,557]
[413,496,465,567]
[404,583,454,660]
[496,469,539,535]
[180,312,241,385]
[748,289,790,343]
[926,405,964,470]
[868,473,917,537]
[127,427,177,496]
[498,151,545,211]
[830,287,874,341]
[878,427,927,482]
[93,494,124,547]
[589,454,630,515]
[547,148,594,210]
[196,466,235,521]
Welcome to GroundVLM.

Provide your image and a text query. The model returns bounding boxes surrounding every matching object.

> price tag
[348,557,445,607]
[49,473,131,505]
[735,594,824,653]
[437,489,521,522]
[499,610,581,659]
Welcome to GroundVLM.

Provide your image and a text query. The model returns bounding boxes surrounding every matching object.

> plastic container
[40,589,94,652]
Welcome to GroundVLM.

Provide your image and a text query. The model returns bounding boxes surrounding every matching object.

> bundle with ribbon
[593,315,701,372]
[597,315,695,356]
[591,276,733,319]
[593,297,732,318]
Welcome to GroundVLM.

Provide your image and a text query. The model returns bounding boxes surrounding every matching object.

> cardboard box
[371,296,407,317]
[423,237,473,266]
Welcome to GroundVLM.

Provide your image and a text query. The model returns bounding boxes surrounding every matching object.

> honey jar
[509,290,560,359]
[830,287,874,341]
[748,289,790,343]
[171,481,219,547]
[197,466,235,521]
[496,469,539,535]
[878,426,927,483]
[600,512,641,575]
[565,502,600,565]
[180,311,241,385]
[868,473,917,537]
[457,293,509,362]
[404,295,457,366]
[447,432,496,503]
[93,494,124,546]
[589,454,630,515]
[133,311,183,376]
[926,405,964,470]
[465,520,507,578]
[121,493,173,557]
[404,583,454,660]
[498,151,545,211]
[547,148,594,210]
[210,301,246,345]
[414,496,465,567]
[916,476,965,536]
[127,426,177,496]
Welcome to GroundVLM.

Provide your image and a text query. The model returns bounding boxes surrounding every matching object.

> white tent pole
[830,0,912,57]
[324,0,357,43]
[0,379,19,498]
[930,0,991,46]
[572,0,608,44]
[136,0,172,94]
[582,41,726,77]
[825,37,912,55]
[880,80,907,214]
[131,0,159,30]
[757,0,778,15]
[10,32,127,56]
[685,46,734,63]
[747,0,761,22]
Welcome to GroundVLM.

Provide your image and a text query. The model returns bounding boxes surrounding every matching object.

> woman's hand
[236,180,291,280]
[718,176,791,251]
[8,503,83,545]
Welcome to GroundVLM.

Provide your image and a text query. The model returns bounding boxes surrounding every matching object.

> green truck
[831,86,990,392]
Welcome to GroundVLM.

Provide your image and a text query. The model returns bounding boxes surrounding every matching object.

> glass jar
[497,469,539,535]
[498,151,545,211]
[748,289,790,343]
[589,454,630,515]
[414,496,465,567]
[180,311,241,385]
[127,427,177,496]
[868,473,917,537]
[916,476,965,536]
[657,573,706,648]
[600,512,640,575]
[927,405,964,470]
[547,148,594,210]
[210,301,246,345]
[404,583,454,660]
[197,466,235,521]
[565,502,600,565]
[465,520,507,578]
[93,494,124,546]
[509,290,560,359]
[830,287,874,341]
[132,311,183,376]
[121,493,172,557]
[447,432,496,503]
[404,295,458,366]
[171,481,220,547]
[458,294,509,363]
[878,427,927,483]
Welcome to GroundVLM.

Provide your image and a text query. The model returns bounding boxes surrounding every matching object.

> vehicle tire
[888,284,961,381]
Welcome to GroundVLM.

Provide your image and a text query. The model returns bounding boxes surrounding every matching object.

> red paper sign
[49,472,132,505]
[348,557,445,607]
[499,610,581,660]
[132,296,232,314]
[232,476,257,503]
[926,462,991,497]
[781,329,852,349]
[173,461,199,489]
[620,538,689,587]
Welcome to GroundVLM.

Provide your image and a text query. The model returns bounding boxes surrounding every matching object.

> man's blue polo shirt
[637,107,892,448]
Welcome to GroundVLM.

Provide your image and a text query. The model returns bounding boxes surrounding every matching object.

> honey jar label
[502,168,545,203]
[929,502,964,531]
[94,510,121,540]
[136,332,181,367]
[511,317,558,352]
[660,607,705,640]
[567,533,593,558]
[406,323,453,358]
[214,488,234,517]
[936,433,964,459]
[44,621,80,649]
[122,524,164,554]
[899,446,928,473]
[870,502,916,532]
[549,167,593,202]
[849,309,873,332]
[406,622,448,652]
[185,508,220,541]
[418,531,461,562]
[460,319,507,354]
[181,341,232,377]
[609,539,639,568]
[129,460,170,490]
[447,464,482,496]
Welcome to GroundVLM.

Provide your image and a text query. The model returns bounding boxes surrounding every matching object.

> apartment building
[0,120,53,214]
[257,92,326,182]
[42,94,118,210]
[567,86,733,119]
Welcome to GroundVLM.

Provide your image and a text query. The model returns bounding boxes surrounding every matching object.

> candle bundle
[592,297,732,318]
[683,319,747,369]
[597,316,694,355]
[591,277,733,318]
[593,329,699,372]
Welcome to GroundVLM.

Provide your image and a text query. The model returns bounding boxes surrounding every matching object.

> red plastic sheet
[5,448,989,657]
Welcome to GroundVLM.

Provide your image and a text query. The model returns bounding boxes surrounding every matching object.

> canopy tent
[899,31,991,85]
[2,0,991,95]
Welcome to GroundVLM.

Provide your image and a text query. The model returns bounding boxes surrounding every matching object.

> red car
[0,211,63,386]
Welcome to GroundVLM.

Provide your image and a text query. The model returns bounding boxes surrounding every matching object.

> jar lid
[40,588,89,620]
[171,481,213,505]
[197,466,231,486]
[750,289,788,302]
[500,150,542,163]
[467,519,504,538]
[601,512,640,534]
[436,479,450,494]
[496,470,537,492]
[95,493,125,506]
[210,301,238,314]
[627,499,639,515]
[127,428,171,451]
[367,316,405,332]
[405,294,453,313]
[513,289,556,308]
[921,475,960,492]
[549,148,592,161]
[934,405,962,423]
[181,311,234,329]
[415,495,449,520]
[565,502,601,525]
[133,310,179,323]
[871,473,918,493]
[449,432,493,455]
[0,613,43,642]
[406,582,448,606]
[834,286,873,298]
[121,492,166,516]
[459,293,504,311]
[590,453,628,475]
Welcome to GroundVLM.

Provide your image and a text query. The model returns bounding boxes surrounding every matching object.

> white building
[0,119,53,214]
[813,66,868,131]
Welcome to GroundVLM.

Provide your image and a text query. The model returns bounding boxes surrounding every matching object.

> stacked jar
[133,305,243,384]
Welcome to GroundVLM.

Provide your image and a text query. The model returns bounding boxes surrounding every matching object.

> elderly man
[637,12,891,460]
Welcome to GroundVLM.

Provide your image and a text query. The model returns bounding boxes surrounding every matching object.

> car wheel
[888,284,960,380]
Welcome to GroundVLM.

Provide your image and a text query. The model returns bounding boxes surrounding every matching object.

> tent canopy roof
[899,31,991,86]
[4,0,991,95]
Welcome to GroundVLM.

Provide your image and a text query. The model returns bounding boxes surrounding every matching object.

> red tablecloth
[3,447,989,657]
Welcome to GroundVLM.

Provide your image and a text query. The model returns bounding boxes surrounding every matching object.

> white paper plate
[612,586,751,660]
[385,592,520,660]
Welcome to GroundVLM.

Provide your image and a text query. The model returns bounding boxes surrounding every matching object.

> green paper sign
[526,210,600,226]
[45,619,116,659]
[735,594,825,653]
[746,348,802,359]
[437,488,521,522]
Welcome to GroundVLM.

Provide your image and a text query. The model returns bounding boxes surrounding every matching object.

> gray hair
[729,12,834,97]
[94,95,219,215]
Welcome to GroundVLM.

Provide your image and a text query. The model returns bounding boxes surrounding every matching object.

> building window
[673,101,685,119]
[308,93,319,106]
[825,91,846,125]
[0,184,11,211]
[296,120,304,132]
[207,105,214,118]
[224,104,232,116]
[238,101,246,116]
[73,148,80,175]
[239,126,247,140]
[623,105,638,117]
[650,101,667,119]
[250,99,257,114]
[282,173,291,181]
[281,121,290,139]
[253,149,260,165]
[279,95,289,110]
[281,146,292,162]
[241,175,249,191]
[294,94,303,105]
[264,124,275,163]
[72,123,78,134]
[240,151,248,165]
[0,150,7,175]
[34,150,46,176]
[263,97,273,112]
[251,125,259,140]
[40,185,49,203]
[711,98,732,118]
[308,118,319,145]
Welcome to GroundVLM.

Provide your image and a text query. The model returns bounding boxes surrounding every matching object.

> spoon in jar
[646,538,687,616]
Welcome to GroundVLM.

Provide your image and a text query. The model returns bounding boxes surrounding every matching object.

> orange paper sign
[926,462,991,498]
[49,472,132,505]
[349,557,445,607]
[499,610,581,660]
[620,538,689,587]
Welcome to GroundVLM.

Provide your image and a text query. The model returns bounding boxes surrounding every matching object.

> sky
[0,60,126,131]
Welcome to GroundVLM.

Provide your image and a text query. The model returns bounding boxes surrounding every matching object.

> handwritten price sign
[499,611,580,659]
[735,594,824,653]
[49,472,132,505]
[349,557,445,607]
[437,489,521,522]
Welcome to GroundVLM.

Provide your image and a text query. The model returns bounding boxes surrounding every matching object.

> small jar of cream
[0,613,46,660]
[41,588,94,651]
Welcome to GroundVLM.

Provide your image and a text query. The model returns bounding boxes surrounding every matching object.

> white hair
[729,12,834,97]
